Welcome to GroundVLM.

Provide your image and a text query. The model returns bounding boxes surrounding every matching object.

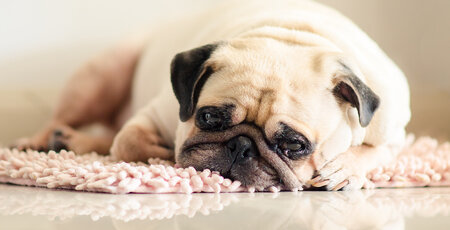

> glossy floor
[1,184,449,230]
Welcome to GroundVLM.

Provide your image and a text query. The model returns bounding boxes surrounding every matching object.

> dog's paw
[11,132,53,152]
[48,126,100,154]
[111,125,174,162]
[10,123,65,152]
[11,138,47,152]
[308,153,367,191]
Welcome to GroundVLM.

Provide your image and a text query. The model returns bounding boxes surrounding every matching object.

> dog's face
[171,37,379,190]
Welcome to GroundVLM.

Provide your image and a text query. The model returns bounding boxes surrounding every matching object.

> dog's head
[171,36,379,190]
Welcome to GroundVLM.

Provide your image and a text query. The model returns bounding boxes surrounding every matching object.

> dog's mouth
[178,124,302,190]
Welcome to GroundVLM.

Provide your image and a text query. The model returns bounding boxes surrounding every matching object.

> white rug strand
[0,135,449,194]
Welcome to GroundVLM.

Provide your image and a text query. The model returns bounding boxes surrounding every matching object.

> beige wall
[0,0,449,145]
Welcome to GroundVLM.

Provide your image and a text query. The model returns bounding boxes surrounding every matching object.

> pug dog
[13,0,410,191]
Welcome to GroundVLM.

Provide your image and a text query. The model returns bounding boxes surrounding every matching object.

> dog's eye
[277,140,308,160]
[196,106,231,131]
[202,112,221,126]
[273,123,314,160]
[281,142,303,152]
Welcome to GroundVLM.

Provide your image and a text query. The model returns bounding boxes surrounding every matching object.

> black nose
[227,135,258,163]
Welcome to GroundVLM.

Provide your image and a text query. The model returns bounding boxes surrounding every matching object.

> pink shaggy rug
[0,135,449,194]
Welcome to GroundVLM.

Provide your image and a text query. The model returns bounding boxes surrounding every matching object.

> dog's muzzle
[182,124,302,190]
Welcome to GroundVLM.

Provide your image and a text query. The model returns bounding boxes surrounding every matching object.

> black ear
[170,43,219,122]
[333,74,380,127]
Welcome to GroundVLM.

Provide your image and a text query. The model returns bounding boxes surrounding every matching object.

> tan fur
[15,0,410,190]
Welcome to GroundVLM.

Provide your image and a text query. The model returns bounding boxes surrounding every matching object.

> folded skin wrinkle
[182,123,309,190]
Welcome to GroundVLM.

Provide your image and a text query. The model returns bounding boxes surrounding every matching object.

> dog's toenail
[332,180,349,191]
[53,130,64,137]
[307,176,322,185]
[50,140,67,153]
[312,179,330,187]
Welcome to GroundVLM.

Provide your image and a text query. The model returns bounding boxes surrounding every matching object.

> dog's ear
[333,67,380,127]
[171,43,220,122]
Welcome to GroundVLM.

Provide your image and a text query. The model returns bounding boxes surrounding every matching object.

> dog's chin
[177,143,280,188]
[228,156,280,188]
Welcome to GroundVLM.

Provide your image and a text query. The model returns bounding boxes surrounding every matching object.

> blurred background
[0,0,449,145]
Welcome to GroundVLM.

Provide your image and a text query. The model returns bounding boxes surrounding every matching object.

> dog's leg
[310,144,396,191]
[111,108,174,162]
[13,35,148,154]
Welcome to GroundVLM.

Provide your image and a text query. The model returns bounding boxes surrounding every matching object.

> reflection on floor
[1,184,449,230]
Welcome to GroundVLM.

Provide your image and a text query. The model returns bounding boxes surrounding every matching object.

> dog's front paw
[10,123,69,153]
[309,153,367,191]
[111,125,174,162]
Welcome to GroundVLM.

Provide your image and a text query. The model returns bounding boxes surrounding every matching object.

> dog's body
[15,0,410,191]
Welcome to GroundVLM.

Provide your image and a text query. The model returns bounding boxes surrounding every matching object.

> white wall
[0,0,449,145]
[0,0,219,89]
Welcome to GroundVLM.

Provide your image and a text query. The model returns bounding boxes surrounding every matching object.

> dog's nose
[227,135,258,162]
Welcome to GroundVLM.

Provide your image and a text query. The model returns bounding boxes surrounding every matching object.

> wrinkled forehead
[197,40,344,141]
[206,39,344,87]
